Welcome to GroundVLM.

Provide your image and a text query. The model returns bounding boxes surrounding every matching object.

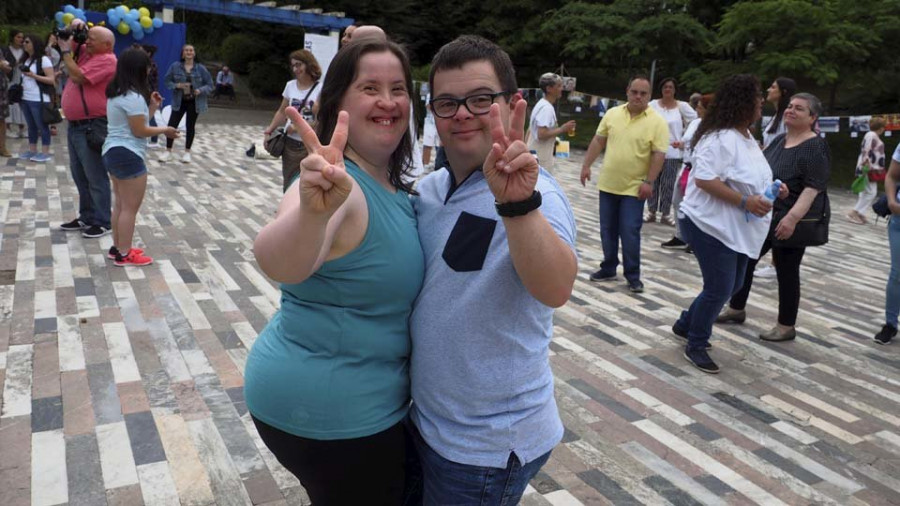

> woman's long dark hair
[106,48,152,104]
[692,74,760,148]
[315,39,416,195]
[20,34,46,69]
[767,77,796,134]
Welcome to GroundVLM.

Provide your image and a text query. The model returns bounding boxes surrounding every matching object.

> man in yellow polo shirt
[580,75,668,293]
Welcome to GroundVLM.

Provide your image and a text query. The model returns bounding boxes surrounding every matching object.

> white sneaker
[147,141,161,149]
[755,265,776,278]
[160,151,172,162]
[181,152,192,163]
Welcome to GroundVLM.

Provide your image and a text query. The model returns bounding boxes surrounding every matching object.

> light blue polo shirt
[410,166,577,468]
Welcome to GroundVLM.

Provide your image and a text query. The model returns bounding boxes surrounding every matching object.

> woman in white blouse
[848,116,886,224]
[673,74,785,374]
[647,78,697,226]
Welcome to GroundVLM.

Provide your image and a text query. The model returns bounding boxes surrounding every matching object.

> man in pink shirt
[57,24,117,238]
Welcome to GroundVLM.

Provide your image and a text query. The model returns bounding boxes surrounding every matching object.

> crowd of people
[0,20,897,505]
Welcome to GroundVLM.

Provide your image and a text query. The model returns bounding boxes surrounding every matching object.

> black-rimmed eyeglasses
[430,91,513,119]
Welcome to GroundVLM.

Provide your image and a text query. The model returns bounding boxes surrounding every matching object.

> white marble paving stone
[248,295,278,321]
[0,351,6,370]
[96,421,140,489]
[231,321,258,349]
[76,295,101,319]
[692,403,863,493]
[57,315,87,372]
[623,387,694,426]
[0,284,15,321]
[543,490,586,506]
[32,429,68,506]
[759,394,864,445]
[157,259,213,330]
[33,291,57,320]
[1,344,34,418]
[52,243,75,290]
[137,461,181,506]
[633,419,787,506]
[146,319,192,383]
[619,440,726,506]
[237,262,281,308]
[187,417,254,506]
[182,349,216,377]
[103,322,142,384]
[770,420,819,445]
[207,251,241,291]
[112,280,138,301]
[16,234,36,281]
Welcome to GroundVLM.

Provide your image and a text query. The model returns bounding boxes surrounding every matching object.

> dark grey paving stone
[640,355,687,378]
[643,475,704,506]
[530,470,562,494]
[155,213,172,226]
[863,353,900,371]
[581,325,625,346]
[33,317,58,334]
[753,447,822,485]
[154,294,199,351]
[549,341,566,353]
[685,422,722,442]
[561,427,580,444]
[195,373,264,474]
[23,188,36,199]
[177,268,201,284]
[811,440,854,465]
[125,411,167,466]
[216,330,242,350]
[32,396,64,432]
[86,362,124,425]
[66,433,107,506]
[577,469,641,505]
[226,386,248,417]
[34,256,53,268]
[567,379,643,422]
[694,474,735,495]
[711,392,778,424]
[73,278,95,297]
[798,333,837,349]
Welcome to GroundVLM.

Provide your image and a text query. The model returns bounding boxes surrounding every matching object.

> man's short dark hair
[429,35,517,97]
[627,74,651,88]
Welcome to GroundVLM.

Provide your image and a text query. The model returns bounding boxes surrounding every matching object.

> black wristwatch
[495,191,542,217]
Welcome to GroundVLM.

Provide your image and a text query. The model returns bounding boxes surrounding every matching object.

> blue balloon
[55,12,64,23]
[116,6,127,16]
[107,8,115,18]
[152,17,163,28]
[109,15,120,27]
[133,30,145,40]
[145,25,154,34]
[129,10,140,20]
[63,5,75,14]
[129,20,141,31]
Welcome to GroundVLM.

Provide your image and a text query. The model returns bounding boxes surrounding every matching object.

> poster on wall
[818,117,840,133]
[849,116,872,132]
[884,114,900,131]
[561,77,577,92]
[304,33,339,80]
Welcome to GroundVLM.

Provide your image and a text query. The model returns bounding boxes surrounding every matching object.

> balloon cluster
[54,5,87,27]
[106,5,163,40]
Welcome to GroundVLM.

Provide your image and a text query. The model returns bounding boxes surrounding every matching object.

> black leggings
[728,239,807,326]
[166,100,199,150]
[251,415,406,505]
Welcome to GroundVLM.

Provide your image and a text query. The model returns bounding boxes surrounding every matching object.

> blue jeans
[21,100,51,147]
[598,190,644,282]
[67,121,111,228]
[405,421,551,506]
[676,217,749,350]
[887,217,900,327]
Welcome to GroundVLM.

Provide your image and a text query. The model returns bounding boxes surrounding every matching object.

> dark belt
[69,116,105,126]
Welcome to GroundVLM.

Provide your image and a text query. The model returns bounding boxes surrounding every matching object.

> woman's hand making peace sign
[285,108,355,217]
[482,100,539,205]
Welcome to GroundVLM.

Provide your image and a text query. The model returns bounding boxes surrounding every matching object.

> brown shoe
[715,308,746,324]
[759,326,796,342]
[846,210,865,225]
[0,148,10,157]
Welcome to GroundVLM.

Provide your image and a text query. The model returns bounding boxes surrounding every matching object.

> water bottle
[747,179,782,221]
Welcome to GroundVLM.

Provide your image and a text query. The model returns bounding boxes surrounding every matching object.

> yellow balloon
[138,7,150,18]
[140,16,152,29]
[118,21,130,34]
[121,5,129,12]
[62,12,75,25]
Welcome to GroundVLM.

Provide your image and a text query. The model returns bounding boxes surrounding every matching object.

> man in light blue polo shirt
[408,35,578,504]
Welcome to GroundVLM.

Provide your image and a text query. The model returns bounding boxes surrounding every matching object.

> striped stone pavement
[1,117,898,506]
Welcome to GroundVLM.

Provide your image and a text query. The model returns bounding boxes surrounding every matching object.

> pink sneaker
[115,249,153,267]
[108,246,144,260]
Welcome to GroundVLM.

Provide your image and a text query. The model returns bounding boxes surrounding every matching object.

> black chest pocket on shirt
[442,211,497,272]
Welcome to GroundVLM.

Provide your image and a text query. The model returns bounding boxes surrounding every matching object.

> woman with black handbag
[17,34,56,163]
[263,49,322,192]
[875,144,900,344]
[717,92,830,342]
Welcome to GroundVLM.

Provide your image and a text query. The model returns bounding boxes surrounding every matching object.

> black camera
[55,24,88,45]
[19,64,31,74]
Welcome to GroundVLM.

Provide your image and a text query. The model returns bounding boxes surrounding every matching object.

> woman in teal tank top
[244,39,424,505]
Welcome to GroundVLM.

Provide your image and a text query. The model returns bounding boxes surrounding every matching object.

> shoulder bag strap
[301,81,319,106]
[78,83,91,117]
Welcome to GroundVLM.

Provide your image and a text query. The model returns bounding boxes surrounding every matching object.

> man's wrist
[739,195,748,209]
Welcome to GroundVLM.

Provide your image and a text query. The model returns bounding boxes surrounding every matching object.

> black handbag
[264,126,287,157]
[873,194,890,218]
[8,83,23,103]
[39,88,62,125]
[78,84,107,152]
[771,191,830,248]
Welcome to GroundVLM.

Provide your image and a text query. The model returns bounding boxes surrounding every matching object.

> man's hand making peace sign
[285,107,355,217]
[482,100,539,204]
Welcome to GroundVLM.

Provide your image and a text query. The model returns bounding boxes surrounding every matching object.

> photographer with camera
[57,21,118,239]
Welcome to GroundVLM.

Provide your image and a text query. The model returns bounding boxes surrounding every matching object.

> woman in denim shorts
[102,48,179,266]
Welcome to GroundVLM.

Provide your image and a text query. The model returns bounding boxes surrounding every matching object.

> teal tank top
[244,160,424,440]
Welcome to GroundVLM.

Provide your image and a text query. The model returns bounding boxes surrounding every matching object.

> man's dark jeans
[67,121,111,228]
